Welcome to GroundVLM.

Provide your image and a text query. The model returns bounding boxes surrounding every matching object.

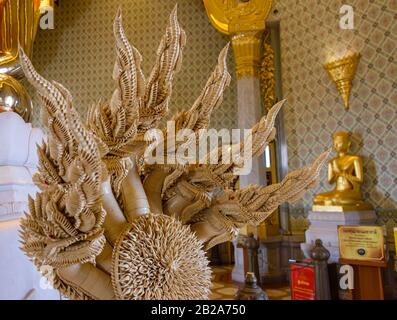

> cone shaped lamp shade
[324,53,361,109]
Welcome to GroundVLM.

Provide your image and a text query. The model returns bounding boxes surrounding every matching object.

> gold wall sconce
[324,52,361,109]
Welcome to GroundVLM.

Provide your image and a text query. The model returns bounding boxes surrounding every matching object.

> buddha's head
[333,131,351,153]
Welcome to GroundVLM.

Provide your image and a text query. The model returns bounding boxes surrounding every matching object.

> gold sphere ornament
[0,74,32,122]
[0,0,49,123]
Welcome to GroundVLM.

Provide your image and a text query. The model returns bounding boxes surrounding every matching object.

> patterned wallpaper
[28,0,237,130]
[270,0,397,211]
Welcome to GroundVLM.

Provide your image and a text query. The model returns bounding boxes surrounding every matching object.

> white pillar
[237,76,266,187]
[0,112,61,300]
[231,32,266,282]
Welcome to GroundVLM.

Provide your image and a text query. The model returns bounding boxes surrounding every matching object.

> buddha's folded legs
[314,190,364,205]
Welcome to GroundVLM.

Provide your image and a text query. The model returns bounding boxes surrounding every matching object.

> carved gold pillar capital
[231,30,263,79]
[40,0,55,8]
[203,0,272,79]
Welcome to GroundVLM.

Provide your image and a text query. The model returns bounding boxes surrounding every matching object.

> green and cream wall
[29,0,237,130]
[269,0,397,239]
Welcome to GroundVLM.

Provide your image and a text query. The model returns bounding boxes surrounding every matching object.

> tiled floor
[210,265,291,300]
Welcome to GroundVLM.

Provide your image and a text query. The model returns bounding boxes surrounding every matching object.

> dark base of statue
[235,272,268,300]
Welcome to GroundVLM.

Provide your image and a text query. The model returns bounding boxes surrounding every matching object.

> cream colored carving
[19,6,328,300]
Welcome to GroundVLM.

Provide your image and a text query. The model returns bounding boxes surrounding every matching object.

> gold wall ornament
[258,35,280,239]
[203,0,273,79]
[324,53,361,109]
[0,74,33,122]
[260,41,276,113]
[313,131,373,212]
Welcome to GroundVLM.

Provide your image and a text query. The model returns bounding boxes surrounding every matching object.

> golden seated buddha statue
[313,131,373,211]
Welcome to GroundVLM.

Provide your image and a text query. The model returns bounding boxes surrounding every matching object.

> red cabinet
[289,260,316,300]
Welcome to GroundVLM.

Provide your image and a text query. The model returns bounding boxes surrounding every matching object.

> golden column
[203,0,273,282]
[204,0,272,78]
[0,0,53,122]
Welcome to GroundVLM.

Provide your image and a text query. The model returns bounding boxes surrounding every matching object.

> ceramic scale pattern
[270,0,397,211]
[28,0,237,130]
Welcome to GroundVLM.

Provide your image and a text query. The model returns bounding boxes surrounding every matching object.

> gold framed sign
[338,225,386,265]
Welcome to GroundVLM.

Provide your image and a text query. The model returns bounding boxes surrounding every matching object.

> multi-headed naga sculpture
[19,7,328,300]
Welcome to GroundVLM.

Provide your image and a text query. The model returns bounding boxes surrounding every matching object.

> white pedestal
[0,112,60,300]
[231,240,245,283]
[0,167,38,221]
[301,210,377,263]
[0,219,61,300]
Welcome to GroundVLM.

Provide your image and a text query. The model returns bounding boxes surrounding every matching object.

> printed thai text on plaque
[338,225,385,263]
